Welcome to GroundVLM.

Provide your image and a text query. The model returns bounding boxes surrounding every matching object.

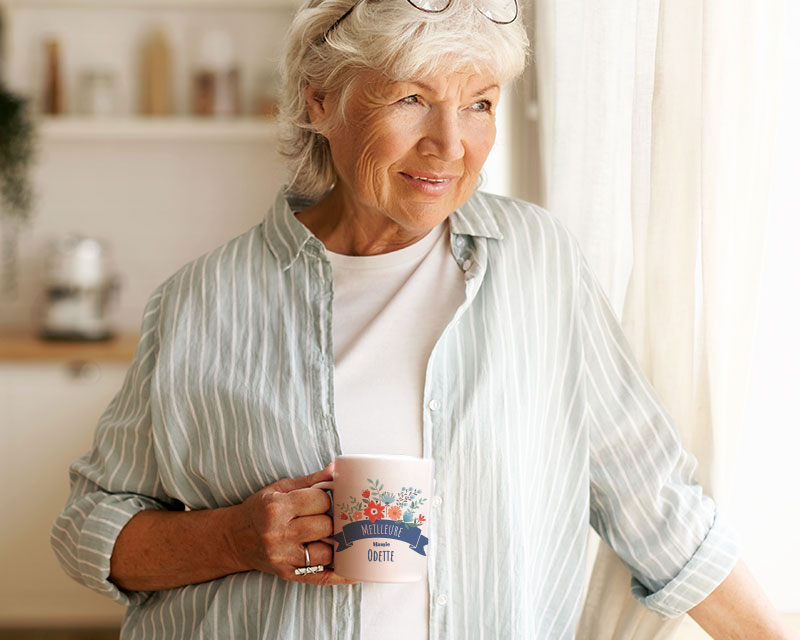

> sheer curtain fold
[698,0,782,501]
[532,0,783,637]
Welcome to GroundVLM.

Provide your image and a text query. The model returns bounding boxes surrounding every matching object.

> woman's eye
[472,100,493,112]
[400,95,421,105]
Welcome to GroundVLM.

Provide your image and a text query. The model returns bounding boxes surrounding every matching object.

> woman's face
[309,69,500,241]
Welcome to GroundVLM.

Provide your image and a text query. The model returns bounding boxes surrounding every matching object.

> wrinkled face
[309,69,500,237]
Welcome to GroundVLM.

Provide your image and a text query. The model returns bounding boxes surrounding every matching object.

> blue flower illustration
[380,492,394,505]
[403,510,414,523]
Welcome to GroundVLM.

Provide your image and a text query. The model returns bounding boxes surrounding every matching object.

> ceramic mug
[314,454,434,583]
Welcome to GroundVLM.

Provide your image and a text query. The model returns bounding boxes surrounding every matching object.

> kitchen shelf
[38,116,279,141]
[4,0,299,9]
[0,330,140,362]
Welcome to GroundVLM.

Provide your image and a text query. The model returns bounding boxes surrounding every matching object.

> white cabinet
[0,361,128,626]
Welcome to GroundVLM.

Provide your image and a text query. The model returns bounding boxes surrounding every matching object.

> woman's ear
[306,85,328,129]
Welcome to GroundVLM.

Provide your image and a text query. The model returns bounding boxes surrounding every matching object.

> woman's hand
[228,465,356,586]
[110,465,355,591]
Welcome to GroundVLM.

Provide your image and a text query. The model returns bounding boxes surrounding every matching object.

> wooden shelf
[37,116,279,142]
[0,330,140,362]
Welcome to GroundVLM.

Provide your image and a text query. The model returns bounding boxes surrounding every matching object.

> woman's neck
[295,188,435,256]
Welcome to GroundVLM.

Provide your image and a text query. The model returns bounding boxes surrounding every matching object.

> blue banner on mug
[333,519,429,556]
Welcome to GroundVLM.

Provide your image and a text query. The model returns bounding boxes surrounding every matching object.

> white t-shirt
[329,221,465,640]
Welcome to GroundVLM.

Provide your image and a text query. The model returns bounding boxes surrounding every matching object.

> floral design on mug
[336,478,427,528]
[364,500,385,523]
[387,505,403,520]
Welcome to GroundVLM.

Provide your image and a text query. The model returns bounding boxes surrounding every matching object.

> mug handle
[311,480,336,548]
[311,480,334,491]
[312,480,334,512]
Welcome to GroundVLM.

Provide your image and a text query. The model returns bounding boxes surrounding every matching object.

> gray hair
[278,0,529,199]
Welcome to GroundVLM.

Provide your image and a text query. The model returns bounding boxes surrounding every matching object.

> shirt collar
[262,188,321,270]
[263,186,504,269]
[449,189,505,241]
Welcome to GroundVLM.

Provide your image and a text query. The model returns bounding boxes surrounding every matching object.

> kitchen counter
[0,331,139,362]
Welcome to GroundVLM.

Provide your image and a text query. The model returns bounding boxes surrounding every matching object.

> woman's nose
[419,109,465,162]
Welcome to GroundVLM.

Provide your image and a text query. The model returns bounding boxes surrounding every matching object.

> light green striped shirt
[52,188,739,639]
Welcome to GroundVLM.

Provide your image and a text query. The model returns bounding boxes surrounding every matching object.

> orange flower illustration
[387,506,403,521]
[364,500,385,523]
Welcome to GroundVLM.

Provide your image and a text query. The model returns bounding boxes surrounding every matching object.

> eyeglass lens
[324,0,518,40]
[406,0,518,23]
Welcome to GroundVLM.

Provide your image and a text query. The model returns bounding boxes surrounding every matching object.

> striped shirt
[51,187,739,639]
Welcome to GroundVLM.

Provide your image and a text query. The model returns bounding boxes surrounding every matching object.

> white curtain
[531,1,783,638]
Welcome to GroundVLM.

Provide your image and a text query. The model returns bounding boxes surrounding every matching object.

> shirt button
[428,399,441,411]
[455,236,465,247]
[462,259,472,271]
[432,496,443,507]
[436,594,448,606]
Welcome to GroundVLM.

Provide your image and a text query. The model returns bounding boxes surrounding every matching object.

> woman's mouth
[400,172,456,193]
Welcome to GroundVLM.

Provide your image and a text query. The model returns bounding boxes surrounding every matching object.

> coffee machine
[39,235,118,341]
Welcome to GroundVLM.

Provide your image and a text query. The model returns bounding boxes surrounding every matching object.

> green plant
[0,80,37,296]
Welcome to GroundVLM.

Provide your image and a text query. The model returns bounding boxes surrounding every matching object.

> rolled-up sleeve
[579,256,740,617]
[50,287,183,605]
[630,508,740,617]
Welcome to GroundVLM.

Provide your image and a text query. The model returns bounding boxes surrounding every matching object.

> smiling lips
[401,171,457,189]
[412,175,447,183]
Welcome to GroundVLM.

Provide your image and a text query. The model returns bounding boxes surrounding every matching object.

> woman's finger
[299,540,333,568]
[268,464,334,494]
[289,514,333,542]
[287,487,333,517]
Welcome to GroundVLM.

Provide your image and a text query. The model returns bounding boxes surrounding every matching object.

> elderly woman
[52,0,793,638]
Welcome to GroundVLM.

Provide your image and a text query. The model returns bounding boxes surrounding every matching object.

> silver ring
[294,564,325,576]
[294,544,324,576]
[294,565,325,576]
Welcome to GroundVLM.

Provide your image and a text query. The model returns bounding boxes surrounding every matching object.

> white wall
[728,2,800,612]
[1,137,285,330]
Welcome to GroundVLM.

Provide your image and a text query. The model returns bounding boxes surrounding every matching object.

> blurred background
[0,1,305,635]
[0,0,796,638]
